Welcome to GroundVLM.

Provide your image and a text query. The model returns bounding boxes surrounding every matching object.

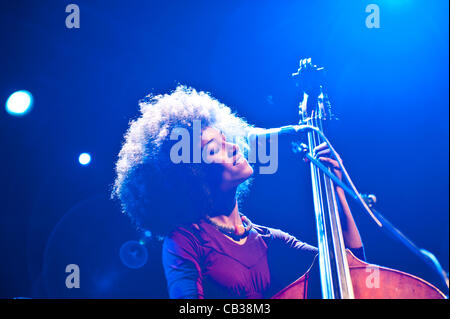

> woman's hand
[313,142,343,181]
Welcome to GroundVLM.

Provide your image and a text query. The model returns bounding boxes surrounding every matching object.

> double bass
[273,59,446,299]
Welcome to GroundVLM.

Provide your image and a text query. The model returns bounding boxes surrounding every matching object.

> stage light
[5,90,33,116]
[78,153,91,165]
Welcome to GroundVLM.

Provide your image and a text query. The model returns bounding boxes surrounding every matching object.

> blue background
[0,0,448,297]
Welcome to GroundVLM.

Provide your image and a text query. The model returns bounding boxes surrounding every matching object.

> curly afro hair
[112,85,253,235]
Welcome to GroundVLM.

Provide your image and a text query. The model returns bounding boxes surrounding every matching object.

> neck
[207,188,242,228]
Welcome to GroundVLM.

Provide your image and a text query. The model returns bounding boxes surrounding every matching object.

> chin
[221,167,254,191]
[243,163,254,178]
[236,163,254,183]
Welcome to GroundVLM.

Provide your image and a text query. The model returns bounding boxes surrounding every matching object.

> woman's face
[200,127,253,191]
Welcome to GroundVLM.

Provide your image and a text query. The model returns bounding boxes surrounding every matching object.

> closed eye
[202,131,226,155]
[209,145,220,155]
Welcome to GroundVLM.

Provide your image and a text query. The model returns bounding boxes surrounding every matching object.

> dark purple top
[162,219,365,299]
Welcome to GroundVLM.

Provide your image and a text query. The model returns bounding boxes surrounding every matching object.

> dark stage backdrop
[0,0,448,298]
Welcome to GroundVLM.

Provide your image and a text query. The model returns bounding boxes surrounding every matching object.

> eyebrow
[203,132,225,148]
[204,138,215,148]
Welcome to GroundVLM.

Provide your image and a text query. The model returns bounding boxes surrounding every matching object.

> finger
[314,149,332,158]
[318,157,340,170]
[316,149,343,163]
[313,142,328,154]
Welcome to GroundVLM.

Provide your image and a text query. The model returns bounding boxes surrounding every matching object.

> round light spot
[78,153,91,165]
[6,90,33,116]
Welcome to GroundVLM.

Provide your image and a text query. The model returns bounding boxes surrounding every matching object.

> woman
[112,86,365,299]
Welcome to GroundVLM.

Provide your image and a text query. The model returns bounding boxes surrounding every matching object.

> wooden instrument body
[272,249,446,299]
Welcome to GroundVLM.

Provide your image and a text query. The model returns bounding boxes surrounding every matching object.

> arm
[336,186,363,249]
[162,229,204,299]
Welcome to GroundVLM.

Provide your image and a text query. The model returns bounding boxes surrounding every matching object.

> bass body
[272,249,446,299]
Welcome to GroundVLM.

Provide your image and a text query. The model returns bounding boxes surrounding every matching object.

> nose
[226,142,239,157]
[222,142,239,165]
